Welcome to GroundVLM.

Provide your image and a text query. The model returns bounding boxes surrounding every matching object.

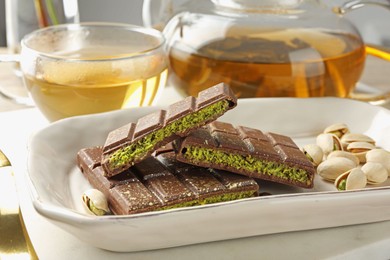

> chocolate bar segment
[77,146,259,215]
[175,122,315,188]
[101,83,237,177]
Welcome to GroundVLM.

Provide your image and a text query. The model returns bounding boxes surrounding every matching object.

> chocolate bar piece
[101,83,237,177]
[77,146,259,215]
[174,121,316,188]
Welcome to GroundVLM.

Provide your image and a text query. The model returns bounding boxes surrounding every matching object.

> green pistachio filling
[199,191,257,205]
[108,100,230,171]
[160,191,257,211]
[183,146,311,184]
[161,200,199,210]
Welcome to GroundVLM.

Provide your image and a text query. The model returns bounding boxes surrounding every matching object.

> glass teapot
[143,0,390,102]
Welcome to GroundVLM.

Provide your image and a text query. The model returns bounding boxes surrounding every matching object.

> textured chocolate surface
[101,83,237,177]
[175,121,316,188]
[77,146,259,215]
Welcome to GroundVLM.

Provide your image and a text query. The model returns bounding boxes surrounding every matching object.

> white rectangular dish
[27,97,390,252]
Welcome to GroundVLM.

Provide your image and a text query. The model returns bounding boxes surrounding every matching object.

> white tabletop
[1,49,390,259]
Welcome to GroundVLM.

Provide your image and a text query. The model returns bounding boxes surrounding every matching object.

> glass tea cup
[16,23,168,122]
[3,0,79,105]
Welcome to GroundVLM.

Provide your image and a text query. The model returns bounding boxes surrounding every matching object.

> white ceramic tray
[27,97,390,252]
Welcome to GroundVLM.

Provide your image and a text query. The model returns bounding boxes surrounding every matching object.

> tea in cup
[3,0,79,105]
[19,23,168,121]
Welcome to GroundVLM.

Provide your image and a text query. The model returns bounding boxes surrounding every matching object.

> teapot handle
[349,43,390,105]
[142,0,174,30]
[334,0,390,105]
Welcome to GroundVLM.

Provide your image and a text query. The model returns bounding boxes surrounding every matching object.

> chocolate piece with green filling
[77,146,259,215]
[101,83,237,177]
[174,121,316,188]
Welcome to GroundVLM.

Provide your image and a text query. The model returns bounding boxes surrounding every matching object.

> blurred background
[0,0,144,46]
[0,0,389,47]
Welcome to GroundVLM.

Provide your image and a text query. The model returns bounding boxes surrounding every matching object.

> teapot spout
[334,0,390,14]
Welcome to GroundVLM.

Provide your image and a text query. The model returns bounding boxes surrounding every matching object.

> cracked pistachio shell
[316,133,343,155]
[346,142,376,163]
[347,141,376,153]
[327,151,359,166]
[366,149,390,176]
[334,168,367,191]
[317,157,356,181]
[361,162,388,185]
[323,123,349,138]
[82,189,110,216]
[301,144,324,166]
[340,133,375,148]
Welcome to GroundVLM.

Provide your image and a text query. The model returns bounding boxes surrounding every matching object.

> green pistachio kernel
[337,179,347,191]
[88,202,108,216]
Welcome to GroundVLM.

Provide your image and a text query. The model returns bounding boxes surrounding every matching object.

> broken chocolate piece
[77,146,259,215]
[101,83,237,177]
[174,121,316,188]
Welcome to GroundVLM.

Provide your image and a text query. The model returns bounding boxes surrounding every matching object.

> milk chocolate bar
[174,121,316,188]
[77,146,259,215]
[101,83,237,177]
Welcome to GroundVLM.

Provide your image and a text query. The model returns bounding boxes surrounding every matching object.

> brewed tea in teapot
[144,0,390,100]
[169,27,364,98]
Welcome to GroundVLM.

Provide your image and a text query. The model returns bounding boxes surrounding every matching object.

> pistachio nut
[317,157,356,181]
[323,123,349,138]
[301,144,324,166]
[316,133,343,155]
[361,162,388,185]
[82,189,110,216]
[334,168,367,191]
[327,151,360,166]
[366,149,390,176]
[346,141,376,163]
[340,133,375,148]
